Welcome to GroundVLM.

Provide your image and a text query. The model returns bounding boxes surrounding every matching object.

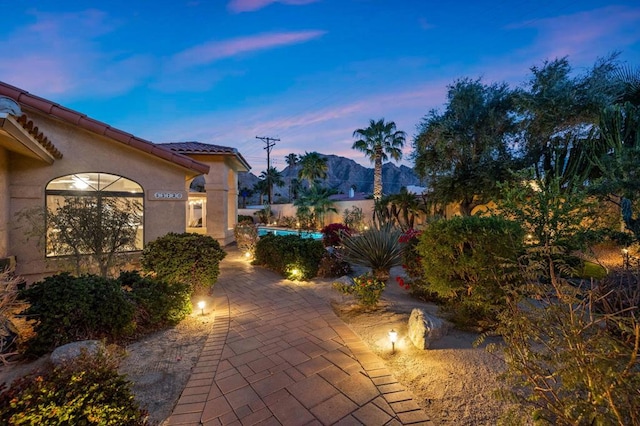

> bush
[234,221,259,256]
[416,216,523,328]
[321,223,352,247]
[141,232,226,295]
[237,214,254,223]
[20,273,135,356]
[333,273,386,308]
[343,206,365,231]
[253,234,326,280]
[316,250,352,278]
[1,270,21,364]
[0,349,148,425]
[119,271,191,329]
[339,223,404,279]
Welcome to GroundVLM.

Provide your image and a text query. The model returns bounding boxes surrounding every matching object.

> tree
[285,153,299,201]
[412,78,517,216]
[373,187,424,230]
[259,166,284,204]
[297,152,328,188]
[352,118,406,200]
[238,187,253,208]
[515,56,619,189]
[293,185,337,228]
[45,196,142,277]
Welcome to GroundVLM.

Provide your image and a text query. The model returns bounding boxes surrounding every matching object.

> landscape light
[388,329,398,354]
[244,251,251,259]
[197,300,205,316]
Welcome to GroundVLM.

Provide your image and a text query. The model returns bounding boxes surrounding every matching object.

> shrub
[333,273,386,308]
[237,214,254,223]
[119,271,191,329]
[20,273,135,356]
[339,223,404,279]
[343,206,365,231]
[416,216,523,328]
[277,216,298,228]
[234,221,259,256]
[0,349,148,425]
[253,234,326,280]
[321,223,352,247]
[316,250,352,278]
[1,270,21,364]
[141,232,226,295]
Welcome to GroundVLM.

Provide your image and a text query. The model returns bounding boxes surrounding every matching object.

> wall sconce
[197,300,205,316]
[388,329,398,354]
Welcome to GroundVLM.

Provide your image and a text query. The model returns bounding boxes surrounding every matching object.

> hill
[236,154,423,204]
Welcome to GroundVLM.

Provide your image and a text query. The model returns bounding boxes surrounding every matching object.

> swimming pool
[257,227,323,240]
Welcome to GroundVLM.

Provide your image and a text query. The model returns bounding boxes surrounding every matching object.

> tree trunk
[374,155,383,200]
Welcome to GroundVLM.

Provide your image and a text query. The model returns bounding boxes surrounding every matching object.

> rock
[334,275,355,286]
[408,308,448,349]
[50,340,104,365]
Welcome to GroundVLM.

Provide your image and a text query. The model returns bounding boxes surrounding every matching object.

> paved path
[165,249,431,425]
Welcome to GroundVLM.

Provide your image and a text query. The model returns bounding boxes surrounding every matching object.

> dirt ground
[0,270,508,426]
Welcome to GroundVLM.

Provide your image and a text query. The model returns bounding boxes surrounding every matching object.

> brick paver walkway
[165,249,431,425]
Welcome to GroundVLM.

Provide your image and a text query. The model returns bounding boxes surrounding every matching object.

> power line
[256,136,280,204]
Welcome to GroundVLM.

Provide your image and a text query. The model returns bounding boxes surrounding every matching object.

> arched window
[45,173,144,258]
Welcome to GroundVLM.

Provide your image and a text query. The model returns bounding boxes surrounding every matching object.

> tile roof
[15,114,63,159]
[162,141,251,171]
[0,81,209,175]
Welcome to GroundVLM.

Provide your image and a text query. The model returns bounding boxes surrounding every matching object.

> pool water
[257,227,323,240]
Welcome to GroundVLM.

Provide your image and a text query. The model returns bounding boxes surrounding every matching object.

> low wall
[239,199,375,225]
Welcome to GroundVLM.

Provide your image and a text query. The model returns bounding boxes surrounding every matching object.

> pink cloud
[228,0,319,13]
[172,30,326,69]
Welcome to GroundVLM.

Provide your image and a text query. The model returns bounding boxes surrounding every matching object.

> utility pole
[256,136,279,205]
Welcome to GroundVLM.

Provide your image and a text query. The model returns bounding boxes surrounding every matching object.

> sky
[1,0,639,172]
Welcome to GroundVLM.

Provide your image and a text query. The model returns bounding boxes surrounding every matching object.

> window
[187,196,206,229]
[45,173,144,257]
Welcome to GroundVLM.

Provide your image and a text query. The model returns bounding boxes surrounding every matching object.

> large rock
[50,340,104,365]
[408,308,448,349]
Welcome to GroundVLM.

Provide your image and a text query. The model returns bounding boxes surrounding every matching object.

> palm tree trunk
[374,156,383,200]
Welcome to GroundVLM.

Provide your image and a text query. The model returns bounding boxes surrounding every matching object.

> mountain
[235,154,423,204]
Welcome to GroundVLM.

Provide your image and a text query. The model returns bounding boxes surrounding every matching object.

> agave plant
[339,223,404,280]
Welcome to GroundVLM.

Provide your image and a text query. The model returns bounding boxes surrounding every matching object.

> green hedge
[141,232,226,294]
[253,234,326,280]
[416,215,523,328]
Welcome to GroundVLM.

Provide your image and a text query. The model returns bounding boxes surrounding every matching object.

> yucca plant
[339,223,404,279]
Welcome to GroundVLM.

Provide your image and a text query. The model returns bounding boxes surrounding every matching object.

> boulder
[50,340,104,365]
[408,308,448,349]
[334,275,355,287]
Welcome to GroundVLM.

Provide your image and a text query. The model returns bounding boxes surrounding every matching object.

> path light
[244,251,252,259]
[388,329,398,354]
[197,300,205,316]
[623,248,630,270]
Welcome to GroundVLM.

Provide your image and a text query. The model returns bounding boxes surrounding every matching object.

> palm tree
[297,152,328,188]
[294,185,337,228]
[352,118,406,200]
[285,153,299,202]
[258,167,284,204]
[238,187,253,208]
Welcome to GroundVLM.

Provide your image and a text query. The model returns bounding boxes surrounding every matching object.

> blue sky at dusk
[1,0,639,171]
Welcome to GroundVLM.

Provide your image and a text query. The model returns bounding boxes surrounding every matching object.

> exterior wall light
[197,300,205,316]
[388,329,398,354]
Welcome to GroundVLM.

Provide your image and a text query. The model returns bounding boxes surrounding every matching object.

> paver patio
[165,248,431,425]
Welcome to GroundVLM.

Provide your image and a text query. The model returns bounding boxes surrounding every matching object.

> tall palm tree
[297,152,328,188]
[285,153,299,202]
[259,167,284,204]
[352,118,406,200]
[294,185,338,228]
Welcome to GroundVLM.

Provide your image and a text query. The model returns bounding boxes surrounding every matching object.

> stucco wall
[239,199,376,226]
[8,109,192,280]
[0,147,9,258]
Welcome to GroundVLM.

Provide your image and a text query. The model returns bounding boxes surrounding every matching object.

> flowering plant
[333,272,385,308]
[396,228,423,291]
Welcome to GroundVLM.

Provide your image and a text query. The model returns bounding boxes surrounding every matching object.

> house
[0,81,250,282]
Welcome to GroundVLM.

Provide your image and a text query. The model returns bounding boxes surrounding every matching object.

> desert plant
[316,250,352,278]
[254,204,274,224]
[253,234,325,280]
[237,214,254,223]
[19,273,135,356]
[119,271,191,329]
[333,272,386,308]
[416,215,523,328]
[321,223,352,247]
[0,348,148,425]
[0,270,21,364]
[234,221,259,256]
[343,206,365,231]
[339,223,404,279]
[141,232,226,295]
[277,216,298,228]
